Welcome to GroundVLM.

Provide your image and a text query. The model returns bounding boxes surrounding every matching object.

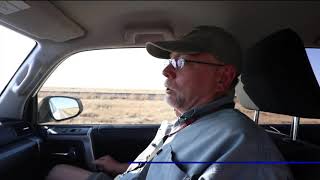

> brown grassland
[38,87,319,125]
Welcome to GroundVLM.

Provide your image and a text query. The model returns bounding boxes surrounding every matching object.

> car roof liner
[236,28,320,119]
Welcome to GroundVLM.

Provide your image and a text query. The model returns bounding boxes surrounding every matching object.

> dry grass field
[38,87,319,125]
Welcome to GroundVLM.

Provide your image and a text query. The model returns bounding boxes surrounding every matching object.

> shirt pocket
[146,148,191,180]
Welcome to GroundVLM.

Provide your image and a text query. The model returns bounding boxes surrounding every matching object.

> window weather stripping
[253,110,260,124]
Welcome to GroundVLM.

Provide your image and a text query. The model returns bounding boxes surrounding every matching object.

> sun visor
[236,29,320,118]
[0,1,85,42]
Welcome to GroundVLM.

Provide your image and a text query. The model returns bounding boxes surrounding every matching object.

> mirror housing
[38,96,83,123]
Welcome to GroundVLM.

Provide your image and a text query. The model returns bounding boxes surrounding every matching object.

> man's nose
[162,64,176,79]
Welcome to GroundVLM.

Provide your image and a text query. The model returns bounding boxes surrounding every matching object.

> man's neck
[177,94,235,123]
[178,93,229,114]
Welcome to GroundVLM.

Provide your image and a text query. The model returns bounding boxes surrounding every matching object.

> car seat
[235,28,320,180]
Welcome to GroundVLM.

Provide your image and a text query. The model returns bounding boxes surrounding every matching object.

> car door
[38,123,159,174]
[0,120,42,180]
[0,90,46,180]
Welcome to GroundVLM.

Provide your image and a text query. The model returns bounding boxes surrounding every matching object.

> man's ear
[218,65,237,91]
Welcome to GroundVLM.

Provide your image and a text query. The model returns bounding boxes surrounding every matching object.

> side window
[235,101,292,124]
[300,48,320,124]
[38,48,176,124]
[305,48,320,86]
[236,106,319,125]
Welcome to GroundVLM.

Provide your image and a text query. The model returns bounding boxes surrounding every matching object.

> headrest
[236,29,320,118]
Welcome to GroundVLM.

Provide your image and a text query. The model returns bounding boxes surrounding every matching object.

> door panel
[40,122,320,180]
[0,120,41,180]
[91,125,159,162]
[0,138,41,180]
[41,123,320,167]
[40,124,159,172]
[40,125,95,174]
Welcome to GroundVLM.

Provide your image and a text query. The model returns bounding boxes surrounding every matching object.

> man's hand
[93,155,129,176]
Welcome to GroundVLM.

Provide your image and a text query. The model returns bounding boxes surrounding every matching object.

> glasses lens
[169,58,185,69]
[177,58,184,69]
[169,59,177,69]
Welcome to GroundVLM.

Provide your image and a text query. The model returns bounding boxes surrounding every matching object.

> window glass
[305,48,320,86]
[236,103,319,125]
[300,48,320,124]
[38,47,320,125]
[235,101,292,124]
[300,118,320,124]
[38,48,176,124]
[0,25,36,95]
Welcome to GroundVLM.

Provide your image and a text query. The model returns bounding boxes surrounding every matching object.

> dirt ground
[38,88,319,125]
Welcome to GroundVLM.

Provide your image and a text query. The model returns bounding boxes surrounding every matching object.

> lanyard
[162,118,196,143]
[125,100,235,173]
[147,102,235,163]
[124,119,196,173]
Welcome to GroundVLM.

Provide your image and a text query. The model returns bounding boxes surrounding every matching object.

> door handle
[51,152,70,156]
[51,147,77,159]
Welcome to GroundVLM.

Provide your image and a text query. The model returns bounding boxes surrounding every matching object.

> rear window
[305,48,320,86]
[0,25,36,95]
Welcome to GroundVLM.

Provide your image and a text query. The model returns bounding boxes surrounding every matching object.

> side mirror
[39,96,83,122]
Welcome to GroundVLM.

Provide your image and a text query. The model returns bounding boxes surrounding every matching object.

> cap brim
[146,40,205,59]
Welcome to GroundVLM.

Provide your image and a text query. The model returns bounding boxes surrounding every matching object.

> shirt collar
[176,94,235,125]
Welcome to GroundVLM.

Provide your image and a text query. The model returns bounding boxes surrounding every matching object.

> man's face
[163,52,235,114]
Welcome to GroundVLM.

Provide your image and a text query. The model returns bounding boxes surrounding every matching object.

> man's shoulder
[190,108,272,144]
[196,108,256,131]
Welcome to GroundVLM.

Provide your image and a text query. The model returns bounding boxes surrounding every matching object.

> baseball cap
[146,25,242,73]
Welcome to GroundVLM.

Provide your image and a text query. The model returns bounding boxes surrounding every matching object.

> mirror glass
[49,97,80,120]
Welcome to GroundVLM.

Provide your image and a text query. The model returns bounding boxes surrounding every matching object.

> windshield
[0,25,36,95]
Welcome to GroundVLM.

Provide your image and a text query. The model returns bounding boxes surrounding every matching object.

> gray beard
[165,94,185,112]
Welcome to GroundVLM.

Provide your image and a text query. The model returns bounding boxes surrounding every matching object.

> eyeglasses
[168,58,225,70]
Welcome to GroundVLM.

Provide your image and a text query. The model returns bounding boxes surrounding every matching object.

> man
[47,26,293,180]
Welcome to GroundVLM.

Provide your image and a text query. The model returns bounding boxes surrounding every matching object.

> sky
[305,48,320,86]
[0,25,319,92]
[44,48,168,90]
